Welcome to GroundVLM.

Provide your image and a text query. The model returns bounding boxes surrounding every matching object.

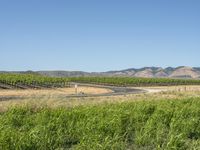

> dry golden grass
[0,85,200,112]
[0,86,112,97]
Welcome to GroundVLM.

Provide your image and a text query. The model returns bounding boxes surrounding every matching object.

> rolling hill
[36,66,200,79]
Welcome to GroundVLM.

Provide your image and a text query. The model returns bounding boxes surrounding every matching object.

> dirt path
[3,83,196,100]
[67,83,146,97]
[0,83,147,101]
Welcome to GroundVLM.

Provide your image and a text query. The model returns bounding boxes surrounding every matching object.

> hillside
[37,66,200,79]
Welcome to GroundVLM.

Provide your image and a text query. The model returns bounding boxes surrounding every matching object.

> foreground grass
[0,98,200,150]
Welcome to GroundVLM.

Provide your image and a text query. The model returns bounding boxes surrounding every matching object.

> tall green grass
[0,98,200,149]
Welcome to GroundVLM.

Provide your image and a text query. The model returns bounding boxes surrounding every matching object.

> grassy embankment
[0,97,200,149]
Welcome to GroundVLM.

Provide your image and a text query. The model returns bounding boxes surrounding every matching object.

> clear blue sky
[0,0,199,72]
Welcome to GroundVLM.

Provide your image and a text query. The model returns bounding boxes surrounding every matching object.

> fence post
[75,84,78,95]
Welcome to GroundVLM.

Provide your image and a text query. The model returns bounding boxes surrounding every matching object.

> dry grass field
[0,86,112,97]
[0,85,200,112]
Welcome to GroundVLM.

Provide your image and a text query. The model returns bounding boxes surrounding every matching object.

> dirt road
[67,82,146,97]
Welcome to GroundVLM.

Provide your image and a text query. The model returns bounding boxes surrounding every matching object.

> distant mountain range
[1,66,200,79]
[37,66,200,79]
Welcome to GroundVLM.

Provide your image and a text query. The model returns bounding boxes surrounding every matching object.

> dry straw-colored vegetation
[0,85,200,111]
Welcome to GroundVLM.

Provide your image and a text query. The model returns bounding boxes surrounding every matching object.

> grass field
[0,74,200,149]
[0,97,200,149]
[1,85,200,111]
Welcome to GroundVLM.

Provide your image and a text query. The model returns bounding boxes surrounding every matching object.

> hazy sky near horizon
[0,0,199,72]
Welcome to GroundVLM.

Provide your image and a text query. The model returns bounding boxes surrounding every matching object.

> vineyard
[0,74,69,89]
[69,76,200,86]
[1,74,200,90]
